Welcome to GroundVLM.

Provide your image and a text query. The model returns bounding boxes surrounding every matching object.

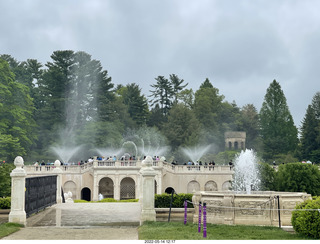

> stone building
[225,131,246,150]
[24,159,233,201]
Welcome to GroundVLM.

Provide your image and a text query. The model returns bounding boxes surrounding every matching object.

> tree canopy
[0,51,317,167]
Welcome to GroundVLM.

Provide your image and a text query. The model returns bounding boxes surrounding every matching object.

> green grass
[138,222,315,240]
[0,222,23,239]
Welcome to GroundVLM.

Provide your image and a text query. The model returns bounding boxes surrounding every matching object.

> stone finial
[14,156,24,168]
[54,160,61,167]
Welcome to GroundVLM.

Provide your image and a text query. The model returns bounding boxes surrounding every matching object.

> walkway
[1,202,141,240]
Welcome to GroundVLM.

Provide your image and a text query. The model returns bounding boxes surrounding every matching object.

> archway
[63,181,77,200]
[120,177,135,200]
[99,177,114,198]
[205,181,218,191]
[81,187,91,201]
[222,181,232,191]
[187,180,200,193]
[234,141,239,150]
[165,187,174,194]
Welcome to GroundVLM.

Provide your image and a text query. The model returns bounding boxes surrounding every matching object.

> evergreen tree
[240,104,261,150]
[162,103,201,151]
[259,80,298,161]
[149,76,173,116]
[169,74,188,104]
[300,92,320,162]
[193,78,224,148]
[119,83,149,126]
[35,50,74,151]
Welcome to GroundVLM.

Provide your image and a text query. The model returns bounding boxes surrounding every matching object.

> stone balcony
[23,160,234,176]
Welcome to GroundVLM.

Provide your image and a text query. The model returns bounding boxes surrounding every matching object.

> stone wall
[192,191,311,226]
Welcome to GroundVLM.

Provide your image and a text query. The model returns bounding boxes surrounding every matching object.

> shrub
[155,193,193,208]
[275,163,320,196]
[0,197,11,209]
[291,196,320,239]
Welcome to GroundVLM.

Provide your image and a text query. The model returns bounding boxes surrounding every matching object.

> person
[229,160,233,170]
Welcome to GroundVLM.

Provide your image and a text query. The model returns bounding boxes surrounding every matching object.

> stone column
[140,156,157,223]
[92,173,99,201]
[9,156,27,226]
[114,173,120,200]
[52,160,63,204]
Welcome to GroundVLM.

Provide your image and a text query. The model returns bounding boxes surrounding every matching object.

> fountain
[192,148,312,226]
[95,147,123,159]
[122,141,138,157]
[51,145,83,164]
[181,144,212,163]
[232,149,260,194]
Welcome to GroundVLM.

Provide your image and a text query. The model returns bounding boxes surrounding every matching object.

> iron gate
[25,175,57,217]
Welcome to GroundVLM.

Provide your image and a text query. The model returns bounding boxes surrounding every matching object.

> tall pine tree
[259,80,298,161]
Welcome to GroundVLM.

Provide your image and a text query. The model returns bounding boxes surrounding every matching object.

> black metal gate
[25,175,57,217]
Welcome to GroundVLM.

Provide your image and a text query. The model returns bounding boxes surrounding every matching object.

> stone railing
[24,161,94,174]
[162,163,234,173]
[23,159,164,174]
[23,159,234,175]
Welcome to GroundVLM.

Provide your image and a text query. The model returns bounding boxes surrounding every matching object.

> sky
[1,0,320,128]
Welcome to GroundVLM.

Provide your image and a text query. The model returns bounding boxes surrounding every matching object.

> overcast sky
[1,0,319,128]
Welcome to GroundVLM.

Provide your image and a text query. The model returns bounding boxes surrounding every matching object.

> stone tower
[224,131,246,150]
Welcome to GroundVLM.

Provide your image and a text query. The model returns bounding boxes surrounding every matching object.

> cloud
[1,0,320,128]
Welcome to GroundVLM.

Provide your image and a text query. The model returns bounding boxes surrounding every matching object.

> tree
[240,104,261,150]
[300,105,320,162]
[35,50,74,151]
[149,76,173,116]
[118,83,149,126]
[258,162,276,191]
[177,88,194,109]
[169,74,188,104]
[0,163,15,197]
[162,103,201,151]
[193,78,224,148]
[259,80,298,161]
[311,91,320,119]
[275,163,320,196]
[0,58,37,162]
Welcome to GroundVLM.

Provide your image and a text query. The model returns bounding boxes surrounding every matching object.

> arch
[205,181,218,191]
[165,187,174,194]
[81,187,91,201]
[63,181,77,200]
[234,141,239,150]
[99,177,114,198]
[222,181,232,191]
[228,141,232,150]
[120,177,135,200]
[187,180,200,193]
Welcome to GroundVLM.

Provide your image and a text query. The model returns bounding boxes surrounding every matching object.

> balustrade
[23,159,233,175]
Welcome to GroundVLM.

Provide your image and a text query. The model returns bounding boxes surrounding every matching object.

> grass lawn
[0,222,23,239]
[138,221,315,240]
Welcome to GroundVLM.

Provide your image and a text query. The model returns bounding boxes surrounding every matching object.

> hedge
[154,193,193,208]
[0,197,11,209]
[291,196,320,239]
